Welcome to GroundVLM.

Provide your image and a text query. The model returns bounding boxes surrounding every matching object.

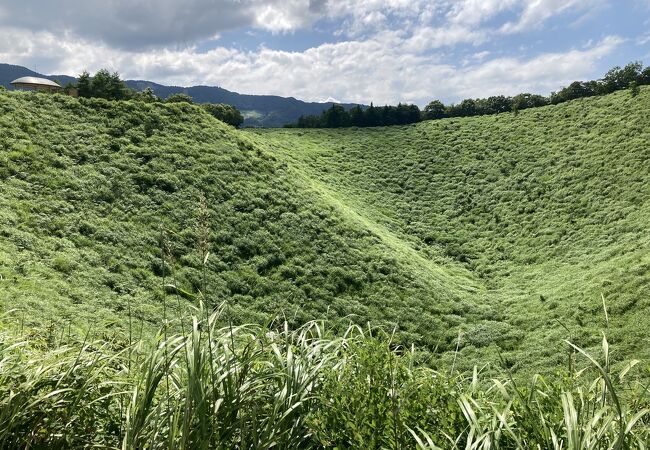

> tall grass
[0,307,648,449]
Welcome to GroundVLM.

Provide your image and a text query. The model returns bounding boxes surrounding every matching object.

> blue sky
[0,0,649,106]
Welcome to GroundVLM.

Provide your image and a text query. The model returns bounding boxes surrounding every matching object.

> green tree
[87,69,129,100]
[322,104,349,128]
[90,69,113,99]
[630,81,640,97]
[77,71,92,98]
[452,99,478,117]
[394,103,421,125]
[640,66,650,85]
[599,62,642,94]
[365,103,381,127]
[349,105,365,127]
[482,96,512,114]
[551,81,596,104]
[424,100,446,120]
[109,71,129,100]
[511,93,548,111]
[136,87,159,103]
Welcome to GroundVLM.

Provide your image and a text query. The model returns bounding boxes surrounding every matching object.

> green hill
[251,86,650,373]
[1,84,650,449]
[1,87,649,376]
[0,90,479,361]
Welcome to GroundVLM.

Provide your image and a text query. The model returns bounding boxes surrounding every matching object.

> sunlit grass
[252,86,650,373]
[1,85,650,448]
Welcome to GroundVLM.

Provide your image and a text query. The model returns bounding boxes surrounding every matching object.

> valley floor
[251,87,650,373]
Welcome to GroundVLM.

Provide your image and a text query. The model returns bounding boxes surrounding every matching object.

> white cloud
[2,0,597,50]
[404,25,488,52]
[472,51,491,61]
[0,0,611,54]
[500,0,604,33]
[0,24,623,106]
[0,0,631,109]
[638,33,650,46]
[448,0,518,26]
[0,0,446,50]
[0,0,329,50]
[450,35,624,99]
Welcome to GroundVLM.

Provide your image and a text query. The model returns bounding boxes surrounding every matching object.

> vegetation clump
[0,89,473,358]
[202,102,244,127]
[287,102,422,128]
[256,85,650,373]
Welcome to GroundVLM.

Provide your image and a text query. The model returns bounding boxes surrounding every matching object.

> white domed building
[10,76,62,93]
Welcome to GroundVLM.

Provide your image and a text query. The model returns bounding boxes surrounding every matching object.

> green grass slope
[0,90,486,357]
[2,87,649,375]
[252,87,650,373]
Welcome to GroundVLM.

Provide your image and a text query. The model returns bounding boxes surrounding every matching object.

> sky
[0,0,649,106]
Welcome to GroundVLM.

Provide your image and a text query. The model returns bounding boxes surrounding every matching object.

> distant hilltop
[0,63,362,127]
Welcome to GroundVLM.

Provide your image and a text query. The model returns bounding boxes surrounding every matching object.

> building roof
[10,76,61,88]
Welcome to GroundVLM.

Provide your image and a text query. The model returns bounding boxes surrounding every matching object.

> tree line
[286,61,650,128]
[286,103,422,128]
[66,69,244,127]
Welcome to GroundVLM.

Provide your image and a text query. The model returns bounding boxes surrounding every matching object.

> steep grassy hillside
[1,87,649,376]
[253,86,650,373]
[0,90,484,358]
[1,84,650,449]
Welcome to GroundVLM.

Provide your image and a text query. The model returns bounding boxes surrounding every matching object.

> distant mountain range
[0,63,360,127]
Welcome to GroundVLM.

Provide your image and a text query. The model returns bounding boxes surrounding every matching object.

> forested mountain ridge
[0,63,360,127]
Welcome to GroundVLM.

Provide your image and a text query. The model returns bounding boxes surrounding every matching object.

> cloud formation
[0,0,638,105]
[500,0,603,33]
[0,0,602,50]
[0,0,334,50]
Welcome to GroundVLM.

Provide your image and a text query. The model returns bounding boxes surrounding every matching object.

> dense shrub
[69,71,244,122]
[0,90,472,362]
[288,103,422,128]
[202,103,244,127]
[77,69,130,100]
[165,92,194,103]
[256,85,650,372]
